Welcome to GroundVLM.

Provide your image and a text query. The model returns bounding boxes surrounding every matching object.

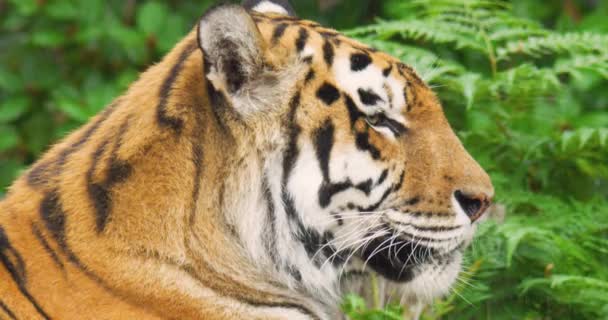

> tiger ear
[197,5,266,96]
[242,0,297,17]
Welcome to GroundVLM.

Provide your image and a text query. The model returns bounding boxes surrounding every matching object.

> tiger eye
[366,113,382,126]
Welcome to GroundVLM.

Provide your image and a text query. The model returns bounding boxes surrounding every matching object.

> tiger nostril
[454,190,490,222]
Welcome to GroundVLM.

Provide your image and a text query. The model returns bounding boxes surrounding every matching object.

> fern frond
[561,128,608,152]
[344,20,486,51]
[497,32,608,60]
[555,54,608,79]
[488,28,548,42]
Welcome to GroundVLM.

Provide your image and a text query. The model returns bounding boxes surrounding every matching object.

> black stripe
[269,15,300,22]
[301,56,313,64]
[156,42,197,134]
[188,97,205,227]
[382,65,393,77]
[355,179,373,195]
[357,88,383,106]
[313,120,334,181]
[0,299,16,320]
[355,132,381,160]
[304,69,315,83]
[282,92,301,187]
[319,30,340,38]
[40,192,67,249]
[299,228,333,266]
[28,103,117,187]
[318,181,351,208]
[344,94,382,159]
[404,84,412,112]
[206,76,232,133]
[401,197,420,206]
[322,39,334,66]
[380,116,408,136]
[0,226,51,320]
[344,94,364,127]
[271,23,288,45]
[316,83,340,106]
[350,53,372,71]
[295,28,309,53]
[285,264,302,282]
[86,139,111,231]
[39,191,117,295]
[31,223,64,272]
[87,119,133,233]
[398,62,424,86]
[261,176,279,268]
[358,171,404,212]
[376,169,388,186]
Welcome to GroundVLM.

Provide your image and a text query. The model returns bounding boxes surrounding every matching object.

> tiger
[0,1,493,319]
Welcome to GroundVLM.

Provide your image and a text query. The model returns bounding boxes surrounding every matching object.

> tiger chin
[0,1,493,319]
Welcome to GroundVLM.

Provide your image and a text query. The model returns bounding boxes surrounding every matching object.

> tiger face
[201,1,493,305]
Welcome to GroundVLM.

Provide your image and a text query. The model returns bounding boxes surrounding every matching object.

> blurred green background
[1,0,607,319]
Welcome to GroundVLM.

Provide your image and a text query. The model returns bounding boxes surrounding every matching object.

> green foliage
[342,294,404,320]
[343,0,608,319]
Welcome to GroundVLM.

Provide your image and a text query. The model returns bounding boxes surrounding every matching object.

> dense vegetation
[1,0,606,319]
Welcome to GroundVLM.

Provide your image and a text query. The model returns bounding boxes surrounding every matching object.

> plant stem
[371,272,381,309]
[467,3,498,76]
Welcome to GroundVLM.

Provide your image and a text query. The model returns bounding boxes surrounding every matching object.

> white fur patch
[333,56,408,139]
[252,1,289,15]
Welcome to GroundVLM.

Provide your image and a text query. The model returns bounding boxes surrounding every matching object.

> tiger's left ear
[198,4,265,94]
[198,4,301,117]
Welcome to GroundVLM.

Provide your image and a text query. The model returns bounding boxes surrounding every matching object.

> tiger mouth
[356,226,465,282]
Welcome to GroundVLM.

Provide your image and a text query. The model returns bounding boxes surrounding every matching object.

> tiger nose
[454,190,492,223]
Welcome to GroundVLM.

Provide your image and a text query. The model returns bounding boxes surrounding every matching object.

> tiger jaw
[340,216,474,283]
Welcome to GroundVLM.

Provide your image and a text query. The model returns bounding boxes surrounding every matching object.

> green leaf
[44,0,79,20]
[52,85,88,122]
[561,131,576,152]
[578,128,596,148]
[0,158,25,194]
[0,67,23,93]
[502,226,552,266]
[31,30,67,47]
[8,0,38,16]
[599,129,608,147]
[0,96,30,123]
[21,110,54,155]
[0,126,19,151]
[137,2,168,35]
[460,73,481,110]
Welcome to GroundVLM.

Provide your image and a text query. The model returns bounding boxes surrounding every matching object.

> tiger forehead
[251,11,424,86]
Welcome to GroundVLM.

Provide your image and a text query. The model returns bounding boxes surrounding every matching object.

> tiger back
[0,1,493,319]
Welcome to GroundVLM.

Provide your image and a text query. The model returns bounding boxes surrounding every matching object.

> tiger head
[199,1,493,305]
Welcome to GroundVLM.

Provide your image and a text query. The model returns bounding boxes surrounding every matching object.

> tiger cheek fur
[0,1,493,319]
